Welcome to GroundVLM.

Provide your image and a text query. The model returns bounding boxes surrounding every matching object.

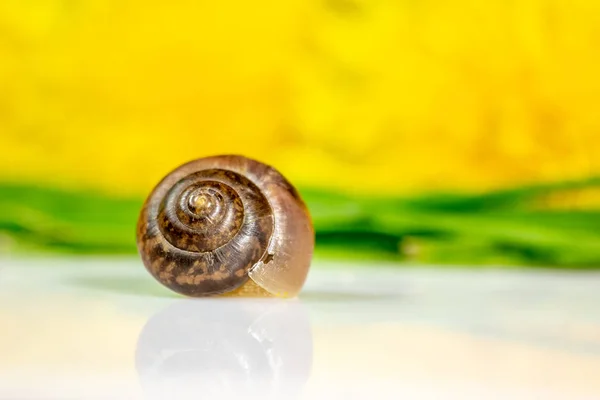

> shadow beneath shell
[69,275,401,302]
[69,275,178,298]
[299,289,400,302]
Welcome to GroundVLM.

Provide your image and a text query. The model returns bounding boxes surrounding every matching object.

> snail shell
[136,155,314,297]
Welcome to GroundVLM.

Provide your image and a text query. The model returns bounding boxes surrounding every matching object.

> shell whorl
[137,155,314,297]
[139,168,274,296]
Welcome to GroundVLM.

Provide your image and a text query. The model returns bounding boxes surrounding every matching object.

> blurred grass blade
[1,180,599,268]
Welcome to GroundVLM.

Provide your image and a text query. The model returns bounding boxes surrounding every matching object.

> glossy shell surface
[136,155,314,297]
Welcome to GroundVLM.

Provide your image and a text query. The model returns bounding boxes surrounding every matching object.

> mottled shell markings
[136,155,314,297]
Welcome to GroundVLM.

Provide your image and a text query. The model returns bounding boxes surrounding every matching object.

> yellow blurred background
[1,0,599,196]
[1,0,599,265]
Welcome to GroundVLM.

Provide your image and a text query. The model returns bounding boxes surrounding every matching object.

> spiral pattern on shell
[137,155,314,297]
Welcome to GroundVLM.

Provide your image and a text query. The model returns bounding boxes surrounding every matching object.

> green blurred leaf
[1,179,599,268]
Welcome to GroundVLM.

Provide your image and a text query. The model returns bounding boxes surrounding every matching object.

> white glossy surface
[1,258,600,399]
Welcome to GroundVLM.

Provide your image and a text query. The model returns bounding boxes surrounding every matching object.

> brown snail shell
[136,155,314,297]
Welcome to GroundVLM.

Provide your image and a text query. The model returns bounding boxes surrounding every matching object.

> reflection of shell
[137,155,314,297]
[135,299,312,400]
